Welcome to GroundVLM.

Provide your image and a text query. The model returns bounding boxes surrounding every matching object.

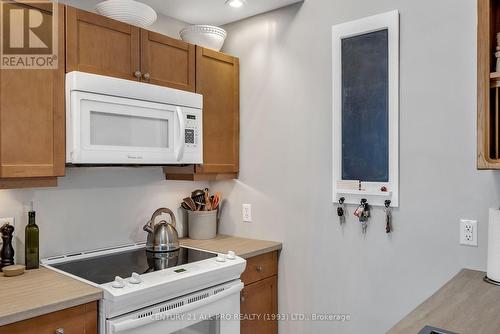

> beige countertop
[0,267,102,326]
[387,269,500,334]
[180,234,282,259]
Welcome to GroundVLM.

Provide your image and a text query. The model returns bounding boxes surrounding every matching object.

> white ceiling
[64,0,304,26]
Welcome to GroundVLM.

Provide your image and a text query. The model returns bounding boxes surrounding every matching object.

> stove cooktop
[52,247,217,284]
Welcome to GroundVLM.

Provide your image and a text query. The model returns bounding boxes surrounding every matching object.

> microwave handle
[109,281,243,333]
[175,107,185,161]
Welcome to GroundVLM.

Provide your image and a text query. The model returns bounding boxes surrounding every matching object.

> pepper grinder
[0,223,15,270]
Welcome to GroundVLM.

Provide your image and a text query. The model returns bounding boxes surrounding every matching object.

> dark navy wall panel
[341,29,389,182]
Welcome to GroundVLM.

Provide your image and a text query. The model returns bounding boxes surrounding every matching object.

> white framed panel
[332,10,399,207]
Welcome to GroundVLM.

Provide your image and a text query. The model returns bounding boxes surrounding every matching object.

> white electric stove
[42,243,246,334]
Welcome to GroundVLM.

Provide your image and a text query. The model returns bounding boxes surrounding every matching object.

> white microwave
[66,71,203,165]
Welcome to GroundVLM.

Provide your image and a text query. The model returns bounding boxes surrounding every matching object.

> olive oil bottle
[25,209,39,269]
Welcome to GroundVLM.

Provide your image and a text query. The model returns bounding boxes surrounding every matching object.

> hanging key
[384,200,392,233]
[337,197,346,225]
[357,199,370,234]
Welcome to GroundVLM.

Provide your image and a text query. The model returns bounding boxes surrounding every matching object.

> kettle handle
[150,208,176,228]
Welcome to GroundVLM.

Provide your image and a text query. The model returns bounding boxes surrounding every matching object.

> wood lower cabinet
[240,251,279,334]
[164,47,240,180]
[66,7,140,81]
[0,2,65,187]
[0,302,97,334]
[140,30,195,91]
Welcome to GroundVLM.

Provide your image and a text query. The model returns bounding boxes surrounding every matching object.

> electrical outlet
[242,204,252,223]
[460,219,478,247]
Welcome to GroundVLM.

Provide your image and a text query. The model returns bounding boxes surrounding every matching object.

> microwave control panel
[184,114,200,149]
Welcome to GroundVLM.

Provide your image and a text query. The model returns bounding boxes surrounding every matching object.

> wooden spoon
[183,197,196,211]
[204,189,212,211]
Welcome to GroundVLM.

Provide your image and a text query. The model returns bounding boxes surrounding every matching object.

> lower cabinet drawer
[0,302,98,334]
[241,251,278,285]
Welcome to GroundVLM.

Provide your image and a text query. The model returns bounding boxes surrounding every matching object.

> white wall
[216,1,500,333]
[0,168,206,261]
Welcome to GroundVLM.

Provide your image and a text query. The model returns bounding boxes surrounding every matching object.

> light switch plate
[460,219,478,247]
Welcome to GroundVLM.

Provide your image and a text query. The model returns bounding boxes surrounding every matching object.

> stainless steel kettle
[143,208,180,252]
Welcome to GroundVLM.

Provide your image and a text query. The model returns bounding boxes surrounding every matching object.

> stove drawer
[0,302,97,334]
[241,251,278,285]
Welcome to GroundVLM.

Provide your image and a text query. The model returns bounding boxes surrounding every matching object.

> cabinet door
[195,47,239,174]
[0,302,97,334]
[0,3,65,179]
[140,30,195,91]
[66,7,140,81]
[241,276,278,334]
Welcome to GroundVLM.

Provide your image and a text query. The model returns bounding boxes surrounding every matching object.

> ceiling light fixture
[225,0,246,8]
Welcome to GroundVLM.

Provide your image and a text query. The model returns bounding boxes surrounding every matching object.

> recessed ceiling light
[225,0,246,8]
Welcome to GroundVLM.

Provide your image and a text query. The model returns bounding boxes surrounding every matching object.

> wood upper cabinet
[164,47,240,180]
[196,47,239,175]
[0,2,65,184]
[478,0,500,169]
[140,30,195,91]
[66,7,195,91]
[0,302,97,334]
[66,7,140,81]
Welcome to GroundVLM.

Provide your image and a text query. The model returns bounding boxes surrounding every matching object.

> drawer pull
[55,329,64,334]
[256,266,263,273]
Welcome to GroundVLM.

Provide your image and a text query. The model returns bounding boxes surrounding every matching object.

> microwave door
[73,92,178,164]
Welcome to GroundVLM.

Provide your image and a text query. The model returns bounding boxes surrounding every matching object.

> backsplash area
[0,168,207,262]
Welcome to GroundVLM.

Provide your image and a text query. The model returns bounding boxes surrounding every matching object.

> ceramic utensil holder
[187,210,218,240]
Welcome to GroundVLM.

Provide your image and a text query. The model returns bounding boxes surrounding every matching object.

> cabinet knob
[256,266,263,273]
[241,295,245,303]
[134,71,142,79]
[143,72,151,80]
[55,329,64,334]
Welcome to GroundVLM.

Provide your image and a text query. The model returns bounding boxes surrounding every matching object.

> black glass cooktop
[52,247,217,284]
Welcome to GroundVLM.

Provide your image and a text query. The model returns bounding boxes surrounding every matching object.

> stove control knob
[227,251,236,260]
[112,276,125,289]
[129,272,142,284]
[216,254,226,262]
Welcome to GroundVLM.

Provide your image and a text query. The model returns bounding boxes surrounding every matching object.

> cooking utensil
[191,189,205,207]
[181,202,190,211]
[204,188,212,211]
[143,208,179,252]
[183,197,196,211]
[211,192,221,210]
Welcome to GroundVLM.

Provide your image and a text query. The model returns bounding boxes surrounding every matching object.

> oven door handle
[110,281,243,333]
[175,107,185,162]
